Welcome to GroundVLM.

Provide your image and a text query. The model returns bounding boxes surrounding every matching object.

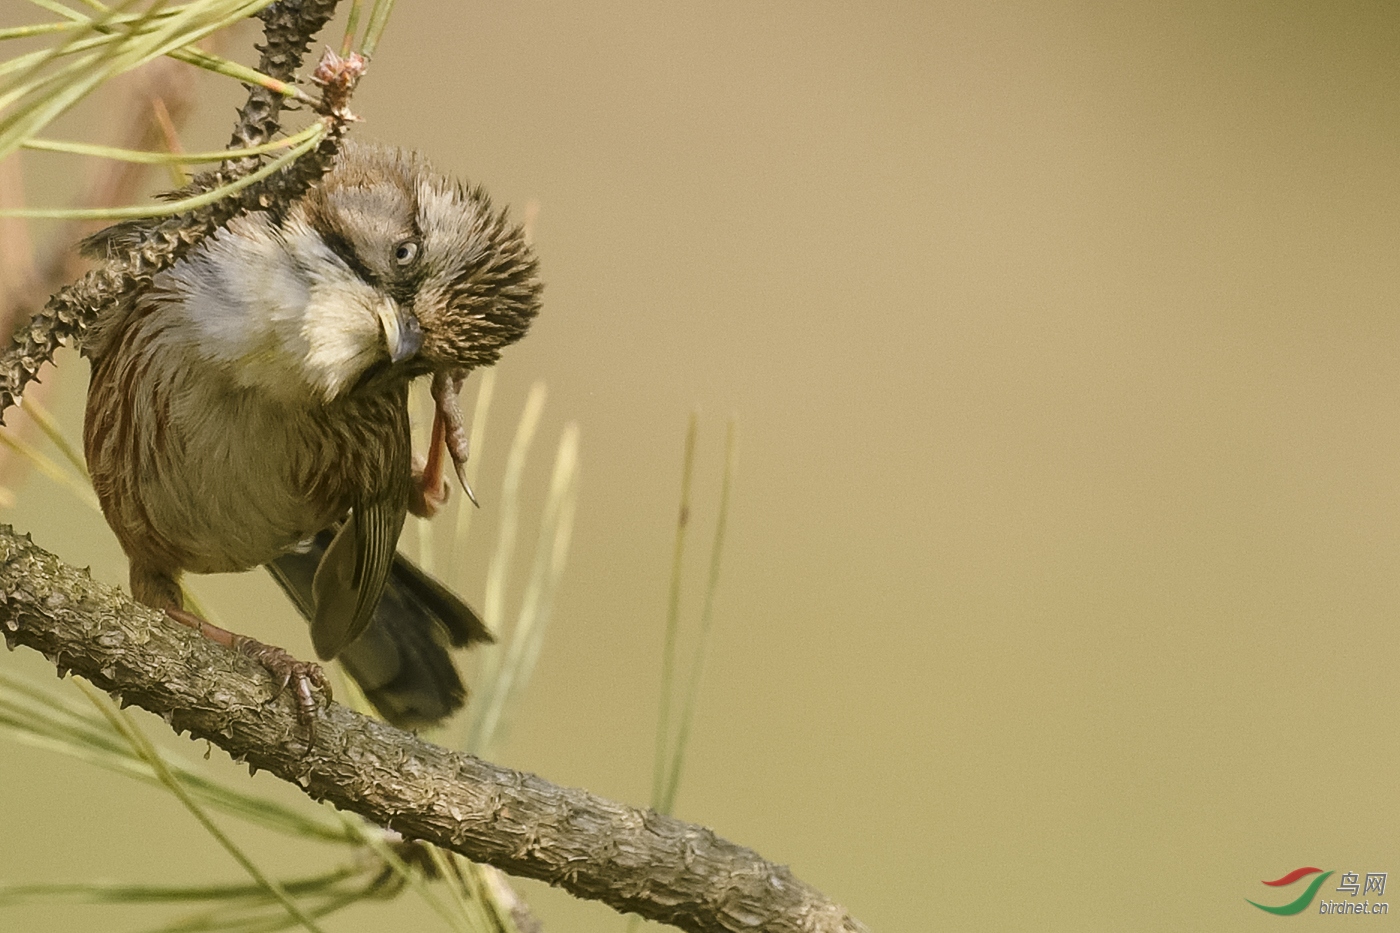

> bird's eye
[394,240,420,265]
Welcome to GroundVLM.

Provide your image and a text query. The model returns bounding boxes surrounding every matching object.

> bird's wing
[308,499,406,660]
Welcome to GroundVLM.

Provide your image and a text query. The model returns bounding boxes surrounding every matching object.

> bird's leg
[411,370,476,518]
[134,565,329,740]
[431,369,478,507]
[410,409,451,518]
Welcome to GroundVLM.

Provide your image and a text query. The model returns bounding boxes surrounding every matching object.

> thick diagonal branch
[0,527,869,933]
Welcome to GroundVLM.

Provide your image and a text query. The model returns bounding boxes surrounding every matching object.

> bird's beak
[376,299,422,364]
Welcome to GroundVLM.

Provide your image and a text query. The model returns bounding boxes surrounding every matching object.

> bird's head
[290,142,541,399]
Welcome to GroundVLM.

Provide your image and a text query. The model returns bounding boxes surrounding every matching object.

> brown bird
[81,141,542,729]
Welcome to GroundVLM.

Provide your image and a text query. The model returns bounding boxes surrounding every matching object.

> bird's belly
[138,405,347,575]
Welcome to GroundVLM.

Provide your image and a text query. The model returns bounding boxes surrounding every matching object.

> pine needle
[0,120,324,218]
[0,670,350,842]
[471,421,578,754]
[77,680,330,933]
[661,418,735,812]
[465,382,546,753]
[0,866,361,906]
[20,394,87,478]
[0,423,100,510]
[358,0,396,58]
[650,413,697,808]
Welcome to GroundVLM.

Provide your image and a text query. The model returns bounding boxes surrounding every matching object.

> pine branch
[0,526,870,933]
[0,0,346,423]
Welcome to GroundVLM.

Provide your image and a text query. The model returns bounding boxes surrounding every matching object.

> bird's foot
[165,608,331,744]
[432,370,478,507]
[233,637,332,730]
[411,370,476,517]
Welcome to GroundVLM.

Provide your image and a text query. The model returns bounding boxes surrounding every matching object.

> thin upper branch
[0,54,202,496]
[0,0,345,422]
[0,526,870,933]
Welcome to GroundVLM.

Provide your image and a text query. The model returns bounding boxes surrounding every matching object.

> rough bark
[0,527,869,933]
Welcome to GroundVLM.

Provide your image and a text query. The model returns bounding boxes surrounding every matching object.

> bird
[80,140,542,731]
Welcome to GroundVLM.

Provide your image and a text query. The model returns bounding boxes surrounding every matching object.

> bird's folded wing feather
[309,498,406,660]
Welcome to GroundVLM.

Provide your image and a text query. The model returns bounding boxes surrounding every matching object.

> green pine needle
[0,866,362,906]
[650,415,737,814]
[0,122,324,219]
[358,0,396,58]
[0,0,281,163]
[0,670,351,843]
[661,418,735,813]
[650,413,697,809]
[78,680,329,933]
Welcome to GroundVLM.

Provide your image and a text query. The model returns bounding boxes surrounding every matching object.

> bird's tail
[265,530,493,729]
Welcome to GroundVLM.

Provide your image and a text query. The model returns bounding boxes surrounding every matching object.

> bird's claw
[232,636,331,745]
[453,459,479,508]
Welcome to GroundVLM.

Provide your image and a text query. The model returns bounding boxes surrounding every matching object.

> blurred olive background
[2,2,1399,931]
